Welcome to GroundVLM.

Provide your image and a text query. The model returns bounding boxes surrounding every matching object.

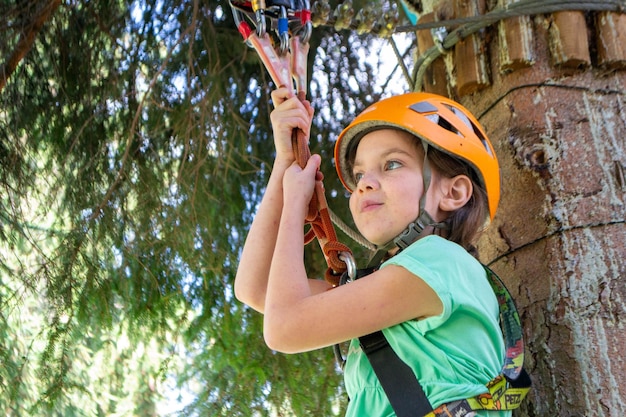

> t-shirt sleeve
[382,236,453,334]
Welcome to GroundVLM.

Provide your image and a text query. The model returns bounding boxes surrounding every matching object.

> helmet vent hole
[475,128,493,156]
[435,115,459,136]
[444,104,494,157]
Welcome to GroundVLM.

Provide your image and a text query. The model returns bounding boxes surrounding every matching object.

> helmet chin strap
[366,142,450,268]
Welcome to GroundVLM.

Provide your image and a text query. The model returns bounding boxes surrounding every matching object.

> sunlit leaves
[0,0,396,414]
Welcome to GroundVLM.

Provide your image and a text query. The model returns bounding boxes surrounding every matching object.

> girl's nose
[356,171,380,192]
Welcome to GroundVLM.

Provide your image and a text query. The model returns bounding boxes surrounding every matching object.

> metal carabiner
[311,0,330,27]
[252,0,267,37]
[277,5,290,55]
[338,251,356,285]
[297,0,313,44]
[333,250,356,370]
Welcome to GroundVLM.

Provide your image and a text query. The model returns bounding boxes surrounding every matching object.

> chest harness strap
[360,328,432,416]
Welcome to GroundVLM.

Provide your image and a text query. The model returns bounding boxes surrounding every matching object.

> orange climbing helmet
[334,92,501,220]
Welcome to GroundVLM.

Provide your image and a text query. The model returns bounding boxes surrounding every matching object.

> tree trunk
[415,3,626,415]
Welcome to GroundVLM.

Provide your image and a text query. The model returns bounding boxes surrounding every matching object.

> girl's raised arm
[234,88,330,312]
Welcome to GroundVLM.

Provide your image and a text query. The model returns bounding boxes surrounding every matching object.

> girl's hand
[282,154,321,218]
[270,88,314,165]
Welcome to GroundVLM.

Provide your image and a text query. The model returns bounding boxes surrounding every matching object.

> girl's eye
[353,172,363,183]
[385,160,402,171]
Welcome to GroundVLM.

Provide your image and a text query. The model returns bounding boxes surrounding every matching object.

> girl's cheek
[348,194,358,215]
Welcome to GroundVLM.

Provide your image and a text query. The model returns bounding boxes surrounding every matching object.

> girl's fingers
[307,154,321,172]
[270,88,315,162]
[302,99,315,119]
[285,154,321,182]
[270,101,312,137]
[271,87,295,107]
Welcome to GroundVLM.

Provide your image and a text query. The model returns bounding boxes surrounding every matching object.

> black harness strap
[359,331,433,417]
[351,265,433,416]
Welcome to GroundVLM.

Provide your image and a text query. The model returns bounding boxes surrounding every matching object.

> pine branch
[0,0,61,93]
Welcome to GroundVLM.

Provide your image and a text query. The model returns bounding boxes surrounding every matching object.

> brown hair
[427,145,490,254]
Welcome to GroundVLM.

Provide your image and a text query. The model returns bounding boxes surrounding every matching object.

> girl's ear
[439,174,473,212]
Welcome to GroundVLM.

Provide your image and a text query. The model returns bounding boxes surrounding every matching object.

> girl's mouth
[361,200,382,212]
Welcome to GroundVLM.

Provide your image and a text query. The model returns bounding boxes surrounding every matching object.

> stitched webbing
[291,103,352,286]
[230,2,354,286]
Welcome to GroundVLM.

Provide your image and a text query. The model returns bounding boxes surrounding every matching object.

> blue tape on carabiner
[278,17,288,34]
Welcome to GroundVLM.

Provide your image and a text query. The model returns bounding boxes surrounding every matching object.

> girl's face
[348,129,441,246]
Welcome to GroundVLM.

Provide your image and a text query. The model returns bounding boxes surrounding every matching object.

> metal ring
[278,6,290,54]
[339,251,356,283]
[299,0,312,43]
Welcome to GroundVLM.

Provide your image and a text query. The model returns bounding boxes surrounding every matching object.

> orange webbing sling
[230,0,354,284]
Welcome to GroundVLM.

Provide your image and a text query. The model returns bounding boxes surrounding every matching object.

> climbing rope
[230,0,355,286]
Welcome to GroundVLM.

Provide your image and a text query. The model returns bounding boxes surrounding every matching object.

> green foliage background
[0,0,409,415]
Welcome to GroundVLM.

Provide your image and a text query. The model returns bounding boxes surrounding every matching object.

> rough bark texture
[417,3,626,415]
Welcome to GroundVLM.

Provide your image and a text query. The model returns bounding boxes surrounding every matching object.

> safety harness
[341,262,531,416]
[230,2,530,414]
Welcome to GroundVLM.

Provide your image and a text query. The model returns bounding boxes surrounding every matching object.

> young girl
[235,87,509,416]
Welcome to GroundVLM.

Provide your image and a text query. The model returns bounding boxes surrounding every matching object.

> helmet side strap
[367,141,451,268]
[395,142,450,250]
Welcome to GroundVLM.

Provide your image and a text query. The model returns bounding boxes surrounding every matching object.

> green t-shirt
[343,235,510,417]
